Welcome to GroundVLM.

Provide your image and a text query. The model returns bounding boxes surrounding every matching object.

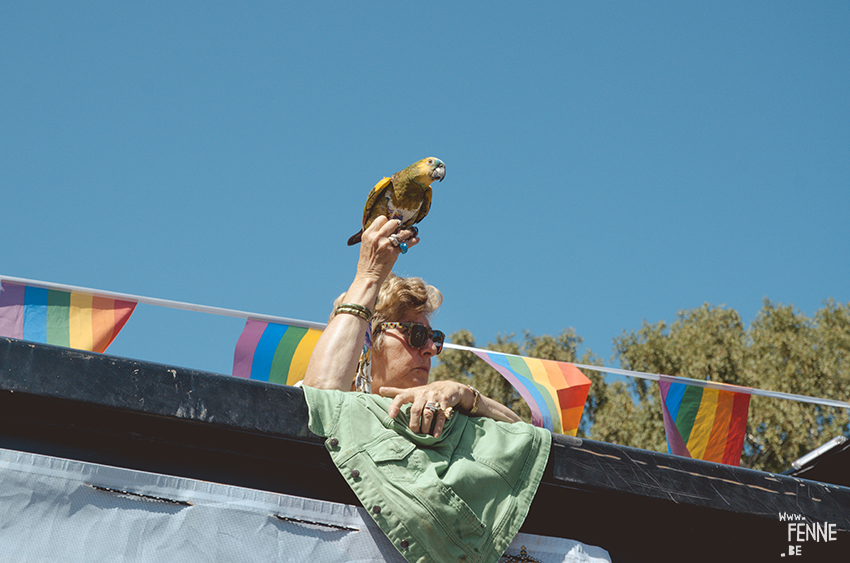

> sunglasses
[378,322,445,354]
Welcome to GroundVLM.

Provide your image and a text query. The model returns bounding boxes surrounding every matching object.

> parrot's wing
[414,186,432,224]
[362,177,392,227]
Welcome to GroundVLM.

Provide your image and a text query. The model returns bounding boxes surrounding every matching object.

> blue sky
[2,2,848,378]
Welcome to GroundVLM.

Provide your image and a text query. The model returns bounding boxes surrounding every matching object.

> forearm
[302,276,380,390]
[460,385,522,423]
[303,216,416,390]
[473,394,522,423]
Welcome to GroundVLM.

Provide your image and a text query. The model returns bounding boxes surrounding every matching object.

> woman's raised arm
[302,217,418,390]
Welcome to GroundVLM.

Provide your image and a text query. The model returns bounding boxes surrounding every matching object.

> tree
[596,304,748,460]
[598,300,849,473]
[742,300,850,471]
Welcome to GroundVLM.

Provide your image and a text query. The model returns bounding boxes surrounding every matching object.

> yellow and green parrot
[347,157,446,246]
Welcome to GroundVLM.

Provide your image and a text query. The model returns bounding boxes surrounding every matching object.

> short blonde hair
[332,273,442,350]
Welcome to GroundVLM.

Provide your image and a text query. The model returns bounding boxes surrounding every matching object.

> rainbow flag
[0,280,136,353]
[471,350,591,435]
[232,320,323,385]
[658,378,751,465]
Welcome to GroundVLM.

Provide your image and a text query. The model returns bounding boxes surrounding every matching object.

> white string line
[4,275,848,410]
[442,344,850,410]
[0,275,326,330]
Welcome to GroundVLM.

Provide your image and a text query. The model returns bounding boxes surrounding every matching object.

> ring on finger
[388,234,408,254]
[425,401,441,413]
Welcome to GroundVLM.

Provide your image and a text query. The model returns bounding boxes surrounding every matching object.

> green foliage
[434,300,850,474]
[605,300,850,472]
[742,300,850,471]
[602,304,749,458]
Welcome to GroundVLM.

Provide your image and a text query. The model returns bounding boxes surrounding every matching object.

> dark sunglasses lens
[432,331,445,354]
[408,325,429,347]
[407,324,443,352]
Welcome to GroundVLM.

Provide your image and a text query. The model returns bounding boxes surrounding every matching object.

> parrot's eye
[427,159,433,164]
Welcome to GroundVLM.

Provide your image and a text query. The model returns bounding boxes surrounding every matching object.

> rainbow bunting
[471,350,591,435]
[0,280,136,353]
[232,319,323,385]
[658,378,751,466]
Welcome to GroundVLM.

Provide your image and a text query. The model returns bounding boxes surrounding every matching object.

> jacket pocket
[365,434,417,463]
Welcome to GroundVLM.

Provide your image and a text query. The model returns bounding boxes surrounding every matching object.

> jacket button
[350,469,360,479]
[372,505,381,514]
[328,438,339,448]
[400,540,409,549]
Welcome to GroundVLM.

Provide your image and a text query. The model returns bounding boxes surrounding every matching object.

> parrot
[347,157,446,246]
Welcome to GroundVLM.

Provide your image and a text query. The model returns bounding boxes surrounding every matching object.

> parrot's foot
[407,226,419,238]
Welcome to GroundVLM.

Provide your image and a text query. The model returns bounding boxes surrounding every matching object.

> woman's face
[370,311,440,391]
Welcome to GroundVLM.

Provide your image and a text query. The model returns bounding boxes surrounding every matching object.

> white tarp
[0,448,610,562]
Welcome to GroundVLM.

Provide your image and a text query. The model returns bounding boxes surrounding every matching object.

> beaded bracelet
[334,302,373,322]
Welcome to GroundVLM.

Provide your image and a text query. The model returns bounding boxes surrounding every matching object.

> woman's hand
[356,216,420,285]
[380,380,521,437]
[380,380,465,437]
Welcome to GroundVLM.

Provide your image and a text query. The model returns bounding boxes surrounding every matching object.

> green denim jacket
[303,386,551,563]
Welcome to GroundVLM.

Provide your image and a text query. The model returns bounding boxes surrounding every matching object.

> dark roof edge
[2,337,848,531]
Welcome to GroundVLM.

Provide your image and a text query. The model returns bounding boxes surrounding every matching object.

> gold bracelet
[337,302,373,317]
[467,385,481,416]
[334,303,372,322]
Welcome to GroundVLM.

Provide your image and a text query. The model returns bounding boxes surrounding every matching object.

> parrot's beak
[432,163,446,182]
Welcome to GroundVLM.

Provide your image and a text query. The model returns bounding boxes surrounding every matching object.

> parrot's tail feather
[347,231,363,246]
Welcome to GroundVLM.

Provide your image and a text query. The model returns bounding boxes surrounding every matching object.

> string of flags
[2,275,848,466]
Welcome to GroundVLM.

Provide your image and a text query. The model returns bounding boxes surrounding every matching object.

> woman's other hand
[379,380,521,437]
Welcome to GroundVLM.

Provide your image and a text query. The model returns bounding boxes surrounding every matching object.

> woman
[303,215,520,437]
